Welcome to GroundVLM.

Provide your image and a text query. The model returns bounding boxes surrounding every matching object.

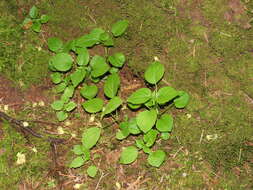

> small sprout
[32,147,38,153]
[38,100,45,106]
[4,105,9,111]
[32,102,38,107]
[71,133,77,138]
[186,113,192,119]
[23,121,29,127]
[37,46,42,51]
[57,126,65,135]
[206,134,218,141]
[16,152,26,165]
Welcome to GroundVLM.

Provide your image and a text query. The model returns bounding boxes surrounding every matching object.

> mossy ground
[0,0,253,189]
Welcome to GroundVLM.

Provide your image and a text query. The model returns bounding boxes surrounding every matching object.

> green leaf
[80,85,98,100]
[136,109,157,133]
[174,91,190,108]
[29,6,38,18]
[51,100,64,111]
[48,37,63,52]
[31,21,41,32]
[119,146,138,164]
[55,82,67,93]
[102,96,122,117]
[135,139,145,149]
[70,67,86,87]
[56,111,68,121]
[143,129,159,147]
[127,88,152,105]
[148,150,166,167]
[108,53,126,68]
[127,103,141,110]
[69,156,85,168]
[51,53,73,72]
[76,48,89,66]
[104,73,120,98]
[128,118,141,135]
[82,127,101,149]
[90,55,109,78]
[75,28,104,48]
[99,32,110,41]
[109,67,119,74]
[72,145,85,155]
[156,114,173,132]
[116,122,130,140]
[50,72,62,84]
[160,132,171,140]
[111,20,129,37]
[102,37,114,47]
[87,165,98,178]
[40,14,49,23]
[62,85,75,99]
[82,98,103,113]
[144,61,165,84]
[156,86,178,105]
[64,101,77,112]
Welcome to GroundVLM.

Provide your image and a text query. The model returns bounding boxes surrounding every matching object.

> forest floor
[0,0,253,189]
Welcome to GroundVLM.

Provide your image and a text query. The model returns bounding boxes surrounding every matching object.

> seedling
[22,6,49,32]
[117,61,190,167]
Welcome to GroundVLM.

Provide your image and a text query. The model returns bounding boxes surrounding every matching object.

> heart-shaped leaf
[51,100,64,111]
[127,88,152,105]
[56,111,68,121]
[111,20,129,37]
[102,96,122,117]
[116,122,130,140]
[156,114,173,132]
[136,109,157,133]
[143,129,159,147]
[29,6,38,18]
[31,21,41,33]
[50,72,62,84]
[70,67,86,87]
[87,165,98,178]
[69,156,84,168]
[48,37,63,52]
[156,86,178,105]
[128,118,141,135]
[40,14,50,23]
[119,146,138,164]
[51,53,73,72]
[76,48,89,66]
[90,55,109,78]
[144,61,164,84]
[82,98,103,113]
[64,101,77,112]
[104,73,120,98]
[160,132,171,140]
[108,53,126,68]
[80,85,98,100]
[148,150,166,167]
[82,127,101,149]
[174,91,190,108]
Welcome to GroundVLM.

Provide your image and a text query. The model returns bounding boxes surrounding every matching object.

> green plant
[22,6,49,32]
[49,20,128,121]
[117,61,189,167]
[48,20,189,169]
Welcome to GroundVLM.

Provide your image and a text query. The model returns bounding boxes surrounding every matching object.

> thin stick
[95,172,108,190]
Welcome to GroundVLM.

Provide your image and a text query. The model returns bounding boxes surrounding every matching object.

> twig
[95,172,108,190]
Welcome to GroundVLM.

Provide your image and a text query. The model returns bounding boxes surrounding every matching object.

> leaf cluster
[22,6,49,32]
